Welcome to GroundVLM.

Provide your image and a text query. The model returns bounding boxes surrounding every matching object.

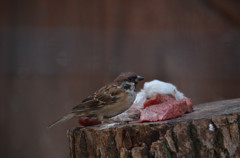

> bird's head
[114,72,144,90]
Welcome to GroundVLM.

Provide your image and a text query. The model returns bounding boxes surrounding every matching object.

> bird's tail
[47,113,76,128]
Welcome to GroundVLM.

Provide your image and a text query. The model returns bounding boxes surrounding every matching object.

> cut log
[68,98,240,158]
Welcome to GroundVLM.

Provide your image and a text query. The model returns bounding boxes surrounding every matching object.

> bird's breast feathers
[94,83,136,118]
[98,89,136,118]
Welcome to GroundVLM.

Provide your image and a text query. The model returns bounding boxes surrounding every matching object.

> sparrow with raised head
[48,72,144,128]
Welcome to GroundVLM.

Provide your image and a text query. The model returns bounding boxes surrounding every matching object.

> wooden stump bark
[68,98,240,158]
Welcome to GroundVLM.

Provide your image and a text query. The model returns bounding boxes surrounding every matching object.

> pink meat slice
[140,94,193,122]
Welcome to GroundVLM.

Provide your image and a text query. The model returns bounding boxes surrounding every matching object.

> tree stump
[68,98,240,158]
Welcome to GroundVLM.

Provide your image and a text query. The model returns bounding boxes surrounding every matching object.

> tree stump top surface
[74,98,240,130]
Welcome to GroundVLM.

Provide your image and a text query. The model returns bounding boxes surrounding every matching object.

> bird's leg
[97,115,116,124]
[97,115,104,123]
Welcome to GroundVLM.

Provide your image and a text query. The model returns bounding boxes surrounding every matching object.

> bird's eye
[128,76,136,82]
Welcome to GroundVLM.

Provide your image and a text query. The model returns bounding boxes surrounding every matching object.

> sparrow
[48,72,144,128]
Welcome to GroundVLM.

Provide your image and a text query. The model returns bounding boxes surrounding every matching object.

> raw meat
[78,117,101,126]
[140,94,193,122]
[143,94,175,108]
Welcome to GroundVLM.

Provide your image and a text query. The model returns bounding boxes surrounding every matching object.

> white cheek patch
[121,81,136,93]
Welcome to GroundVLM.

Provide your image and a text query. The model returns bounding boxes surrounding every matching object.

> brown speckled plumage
[48,72,144,128]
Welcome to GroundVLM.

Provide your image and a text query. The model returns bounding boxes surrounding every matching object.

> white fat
[143,80,185,101]
[134,90,147,105]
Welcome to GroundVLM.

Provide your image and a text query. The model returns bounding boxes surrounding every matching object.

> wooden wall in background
[0,0,240,158]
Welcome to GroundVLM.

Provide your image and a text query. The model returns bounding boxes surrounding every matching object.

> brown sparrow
[48,72,144,128]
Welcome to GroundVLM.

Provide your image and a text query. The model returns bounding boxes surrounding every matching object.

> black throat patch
[121,81,135,91]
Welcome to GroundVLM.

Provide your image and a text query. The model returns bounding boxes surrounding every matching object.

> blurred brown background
[1,0,240,158]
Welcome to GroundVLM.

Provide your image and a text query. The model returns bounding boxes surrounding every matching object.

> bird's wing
[72,84,124,112]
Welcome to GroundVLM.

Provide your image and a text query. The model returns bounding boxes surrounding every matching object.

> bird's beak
[137,75,144,81]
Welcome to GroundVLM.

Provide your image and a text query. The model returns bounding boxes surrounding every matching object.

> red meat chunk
[143,94,175,108]
[184,97,193,112]
[78,117,101,126]
[140,94,193,123]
